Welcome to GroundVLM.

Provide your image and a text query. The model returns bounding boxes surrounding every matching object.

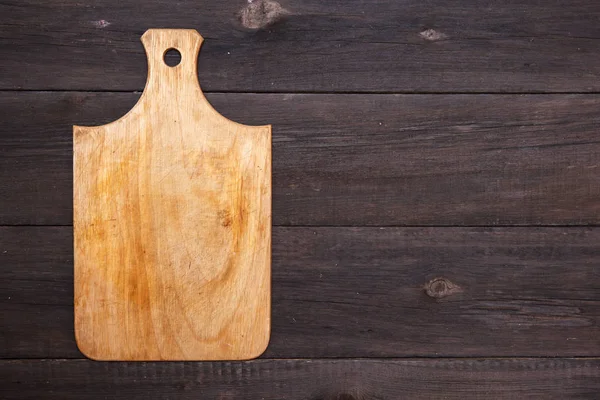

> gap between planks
[2,357,600,361]
[4,89,600,95]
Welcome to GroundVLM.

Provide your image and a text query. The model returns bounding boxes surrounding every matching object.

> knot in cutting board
[73,29,271,361]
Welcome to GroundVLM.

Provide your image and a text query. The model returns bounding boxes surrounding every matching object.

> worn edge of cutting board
[72,29,272,361]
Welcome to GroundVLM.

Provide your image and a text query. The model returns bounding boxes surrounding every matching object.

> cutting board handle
[140,29,204,93]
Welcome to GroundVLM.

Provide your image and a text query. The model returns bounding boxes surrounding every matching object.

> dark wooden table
[2,1,600,398]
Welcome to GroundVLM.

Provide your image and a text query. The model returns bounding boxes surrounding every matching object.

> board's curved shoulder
[74,29,270,135]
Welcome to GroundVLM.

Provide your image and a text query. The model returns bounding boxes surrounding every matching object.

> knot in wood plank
[424,277,462,299]
[419,28,448,41]
[239,0,288,30]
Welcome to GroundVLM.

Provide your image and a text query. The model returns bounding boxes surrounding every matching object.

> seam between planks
[2,357,600,361]
[4,224,600,228]
[3,89,600,95]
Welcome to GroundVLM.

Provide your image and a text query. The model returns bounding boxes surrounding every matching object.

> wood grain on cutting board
[73,29,271,361]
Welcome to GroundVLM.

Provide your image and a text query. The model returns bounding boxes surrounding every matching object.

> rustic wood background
[2,0,600,398]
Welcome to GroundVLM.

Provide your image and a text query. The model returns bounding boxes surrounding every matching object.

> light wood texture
[73,29,271,361]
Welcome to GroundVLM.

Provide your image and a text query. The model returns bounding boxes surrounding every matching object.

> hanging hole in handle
[163,48,181,67]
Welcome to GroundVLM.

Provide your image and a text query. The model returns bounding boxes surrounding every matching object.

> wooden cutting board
[73,29,271,361]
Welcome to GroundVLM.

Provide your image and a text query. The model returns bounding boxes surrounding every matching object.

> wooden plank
[73,29,271,361]
[3,92,600,226]
[1,0,600,92]
[2,226,599,359]
[2,359,599,399]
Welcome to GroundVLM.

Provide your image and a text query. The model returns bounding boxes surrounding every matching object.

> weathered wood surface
[2,226,599,359]
[3,1,600,397]
[3,92,600,226]
[2,0,600,92]
[2,359,600,400]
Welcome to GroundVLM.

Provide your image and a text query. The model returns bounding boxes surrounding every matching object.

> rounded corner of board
[74,331,106,361]
[244,320,272,360]
[253,334,272,359]
[253,123,272,140]
[235,337,271,361]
